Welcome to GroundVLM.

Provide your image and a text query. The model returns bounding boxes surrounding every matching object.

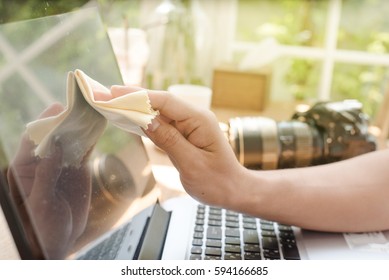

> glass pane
[236,0,328,47]
[0,0,141,27]
[269,57,322,104]
[0,1,89,24]
[339,0,389,53]
[0,7,155,259]
[331,63,389,118]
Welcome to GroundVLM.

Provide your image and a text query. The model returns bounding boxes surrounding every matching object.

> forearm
[143,89,389,232]
[231,149,389,232]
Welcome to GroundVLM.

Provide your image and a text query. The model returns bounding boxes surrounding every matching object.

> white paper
[344,232,389,253]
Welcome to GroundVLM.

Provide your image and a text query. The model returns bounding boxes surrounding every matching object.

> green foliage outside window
[0,0,88,24]
[2,0,389,119]
[237,0,389,118]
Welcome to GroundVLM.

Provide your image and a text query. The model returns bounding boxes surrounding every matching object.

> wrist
[225,166,274,218]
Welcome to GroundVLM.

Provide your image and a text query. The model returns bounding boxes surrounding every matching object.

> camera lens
[229,117,279,169]
[227,101,375,169]
[229,117,322,169]
[278,121,323,168]
[92,154,135,204]
[229,117,323,169]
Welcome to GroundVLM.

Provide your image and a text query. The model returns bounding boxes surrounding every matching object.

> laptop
[1,7,389,261]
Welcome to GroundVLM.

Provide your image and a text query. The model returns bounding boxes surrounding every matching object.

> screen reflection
[0,7,155,259]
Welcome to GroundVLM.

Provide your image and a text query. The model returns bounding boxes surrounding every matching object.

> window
[234,0,389,118]
[2,0,389,119]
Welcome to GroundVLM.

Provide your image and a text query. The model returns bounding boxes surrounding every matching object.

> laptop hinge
[135,202,171,260]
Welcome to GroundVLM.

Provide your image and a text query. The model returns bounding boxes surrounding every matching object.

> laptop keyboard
[78,223,131,260]
[189,204,300,260]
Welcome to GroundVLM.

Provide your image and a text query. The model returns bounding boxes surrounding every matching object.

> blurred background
[1,0,389,126]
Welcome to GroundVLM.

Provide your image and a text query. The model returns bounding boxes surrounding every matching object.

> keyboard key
[244,244,261,253]
[243,217,256,223]
[208,219,222,227]
[206,239,222,248]
[226,210,239,215]
[226,221,240,228]
[278,224,293,232]
[207,226,222,240]
[209,208,222,215]
[260,220,274,225]
[193,232,203,239]
[197,207,205,214]
[225,244,241,254]
[279,231,295,239]
[261,224,275,231]
[205,247,222,257]
[261,230,277,238]
[243,222,257,230]
[262,236,279,250]
[225,228,240,237]
[226,215,239,223]
[190,254,202,260]
[196,213,205,219]
[244,252,262,260]
[281,243,300,260]
[208,214,222,221]
[192,238,203,246]
[263,248,281,260]
[243,230,259,244]
[194,225,204,232]
[225,237,241,245]
[191,246,202,254]
[204,255,221,260]
[280,237,296,245]
[198,204,205,210]
[224,253,242,260]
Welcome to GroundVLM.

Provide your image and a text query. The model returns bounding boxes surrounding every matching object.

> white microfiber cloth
[26,69,158,167]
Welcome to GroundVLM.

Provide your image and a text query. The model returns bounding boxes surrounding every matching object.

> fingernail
[147,118,160,132]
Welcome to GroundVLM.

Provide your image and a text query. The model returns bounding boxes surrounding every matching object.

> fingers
[112,85,200,121]
[110,85,144,98]
[144,116,200,166]
[30,142,63,197]
[38,103,64,119]
[112,85,217,163]
[147,90,201,121]
[86,75,112,101]
[13,103,65,165]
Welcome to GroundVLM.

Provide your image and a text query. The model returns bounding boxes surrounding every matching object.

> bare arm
[237,149,389,232]
[111,86,389,233]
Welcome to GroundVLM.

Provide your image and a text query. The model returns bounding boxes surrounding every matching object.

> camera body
[228,100,377,170]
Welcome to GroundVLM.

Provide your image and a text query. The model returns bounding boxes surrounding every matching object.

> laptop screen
[0,7,155,259]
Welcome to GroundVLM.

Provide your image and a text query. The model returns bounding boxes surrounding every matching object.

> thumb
[145,117,197,165]
[30,142,63,199]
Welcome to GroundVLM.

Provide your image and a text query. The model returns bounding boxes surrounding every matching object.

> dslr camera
[227,100,376,170]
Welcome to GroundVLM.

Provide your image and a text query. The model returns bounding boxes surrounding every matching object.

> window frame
[232,0,389,102]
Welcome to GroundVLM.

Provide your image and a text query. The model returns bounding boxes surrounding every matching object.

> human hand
[111,86,246,208]
[7,104,92,259]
